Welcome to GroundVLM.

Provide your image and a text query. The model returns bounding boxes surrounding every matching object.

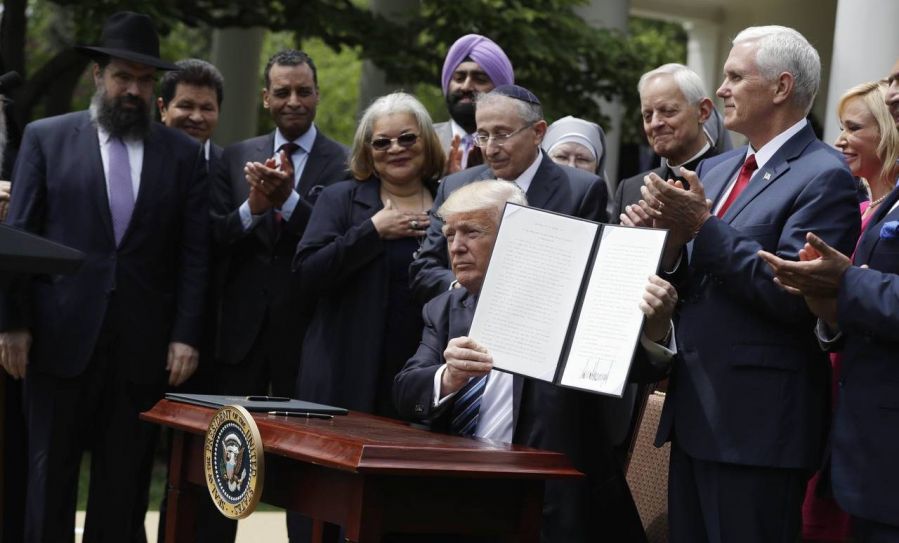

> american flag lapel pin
[763,172,772,181]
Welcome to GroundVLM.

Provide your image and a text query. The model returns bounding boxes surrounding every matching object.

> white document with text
[467,204,667,397]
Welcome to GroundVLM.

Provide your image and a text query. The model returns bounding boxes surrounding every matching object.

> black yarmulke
[491,84,541,105]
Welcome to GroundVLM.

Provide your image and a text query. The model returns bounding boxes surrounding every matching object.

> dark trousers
[2,375,27,543]
[668,441,807,543]
[854,517,899,543]
[23,311,163,543]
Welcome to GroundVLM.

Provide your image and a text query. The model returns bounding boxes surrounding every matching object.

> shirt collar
[499,150,542,193]
[664,141,711,170]
[749,118,807,169]
[450,119,471,140]
[275,123,317,155]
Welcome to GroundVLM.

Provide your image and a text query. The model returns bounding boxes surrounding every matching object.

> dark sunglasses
[370,133,419,151]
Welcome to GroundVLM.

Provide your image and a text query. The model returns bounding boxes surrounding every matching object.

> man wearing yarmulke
[410,85,608,304]
[435,34,514,173]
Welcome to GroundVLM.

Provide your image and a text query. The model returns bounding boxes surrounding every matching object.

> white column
[210,27,266,146]
[683,19,721,99]
[574,0,631,190]
[823,0,899,145]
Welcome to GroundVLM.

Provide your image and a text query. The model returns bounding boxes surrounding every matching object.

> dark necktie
[275,142,300,226]
[108,137,134,245]
[449,374,488,436]
[466,145,484,168]
[278,142,300,189]
[716,154,758,217]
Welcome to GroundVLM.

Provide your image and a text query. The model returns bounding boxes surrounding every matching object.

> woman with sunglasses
[293,92,445,418]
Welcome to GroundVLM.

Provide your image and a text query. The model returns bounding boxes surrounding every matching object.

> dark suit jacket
[210,129,347,367]
[612,146,720,222]
[293,178,429,415]
[409,152,608,304]
[655,123,861,470]
[394,288,663,542]
[0,110,208,384]
[830,186,899,526]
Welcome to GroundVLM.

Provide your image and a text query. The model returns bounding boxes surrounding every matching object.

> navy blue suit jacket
[0,111,208,384]
[294,178,427,414]
[210,130,347,366]
[656,123,861,470]
[394,289,665,542]
[831,185,899,526]
[409,152,608,304]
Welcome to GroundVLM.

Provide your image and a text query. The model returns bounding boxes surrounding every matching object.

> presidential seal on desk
[204,404,264,519]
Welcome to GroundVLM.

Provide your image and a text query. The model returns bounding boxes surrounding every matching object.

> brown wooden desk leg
[311,520,341,543]
[164,431,197,542]
[344,480,383,543]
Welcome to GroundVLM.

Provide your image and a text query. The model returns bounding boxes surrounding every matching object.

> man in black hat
[410,84,609,304]
[0,11,207,541]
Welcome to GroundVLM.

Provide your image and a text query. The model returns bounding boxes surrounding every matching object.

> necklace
[381,185,427,212]
[870,192,890,208]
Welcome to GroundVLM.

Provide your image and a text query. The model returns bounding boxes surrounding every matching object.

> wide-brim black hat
[76,11,178,71]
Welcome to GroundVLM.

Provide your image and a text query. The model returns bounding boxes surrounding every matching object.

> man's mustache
[449,91,477,104]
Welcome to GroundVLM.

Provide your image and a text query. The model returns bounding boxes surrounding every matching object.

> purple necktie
[108,137,135,245]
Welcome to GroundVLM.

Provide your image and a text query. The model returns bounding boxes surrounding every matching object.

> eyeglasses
[370,133,419,151]
[473,123,534,148]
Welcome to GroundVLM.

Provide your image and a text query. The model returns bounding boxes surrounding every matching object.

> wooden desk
[142,400,582,542]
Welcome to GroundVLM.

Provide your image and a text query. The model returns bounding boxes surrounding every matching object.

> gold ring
[411,220,419,230]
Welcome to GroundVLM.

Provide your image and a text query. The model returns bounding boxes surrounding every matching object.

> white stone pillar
[574,0,631,190]
[210,27,266,146]
[683,19,721,100]
[823,0,899,145]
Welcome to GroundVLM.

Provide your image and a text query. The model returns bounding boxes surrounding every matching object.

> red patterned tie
[717,154,758,217]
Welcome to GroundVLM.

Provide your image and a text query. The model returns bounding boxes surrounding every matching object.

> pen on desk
[247,395,290,402]
[267,411,333,420]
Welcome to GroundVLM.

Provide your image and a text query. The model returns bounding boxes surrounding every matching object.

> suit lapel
[524,154,558,209]
[297,132,328,198]
[353,177,383,218]
[705,154,744,211]
[722,125,816,222]
[122,126,167,246]
[855,187,899,264]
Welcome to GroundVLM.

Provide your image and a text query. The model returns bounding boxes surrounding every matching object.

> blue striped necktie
[450,374,488,436]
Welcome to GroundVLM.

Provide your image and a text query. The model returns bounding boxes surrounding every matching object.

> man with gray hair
[613,63,726,220]
[396,179,677,541]
[410,84,608,304]
[623,26,860,542]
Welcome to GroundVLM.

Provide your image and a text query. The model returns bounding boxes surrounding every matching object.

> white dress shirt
[97,125,143,203]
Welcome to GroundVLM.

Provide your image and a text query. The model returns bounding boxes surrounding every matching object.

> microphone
[0,71,23,94]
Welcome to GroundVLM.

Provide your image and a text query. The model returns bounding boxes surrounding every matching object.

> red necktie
[717,154,758,217]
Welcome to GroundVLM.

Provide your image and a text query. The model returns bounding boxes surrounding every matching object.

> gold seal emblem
[204,405,264,519]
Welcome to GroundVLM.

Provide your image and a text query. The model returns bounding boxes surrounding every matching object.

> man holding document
[394,180,677,542]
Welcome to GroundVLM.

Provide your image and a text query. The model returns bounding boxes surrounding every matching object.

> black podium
[0,223,84,543]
